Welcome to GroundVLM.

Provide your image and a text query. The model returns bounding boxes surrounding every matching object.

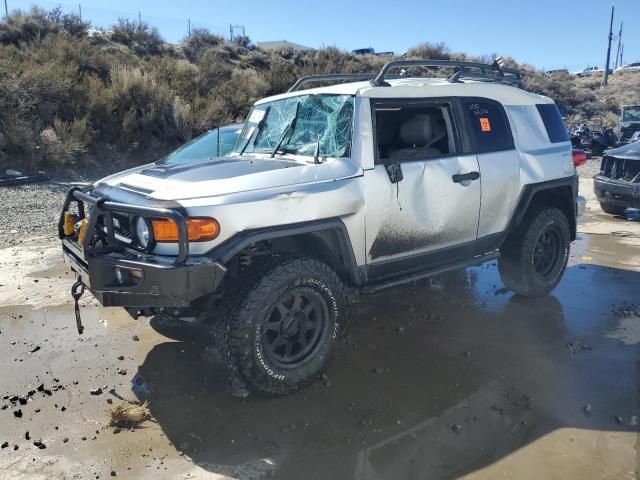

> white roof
[255,77,552,106]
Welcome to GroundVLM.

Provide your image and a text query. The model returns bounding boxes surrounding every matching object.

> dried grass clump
[107,400,150,428]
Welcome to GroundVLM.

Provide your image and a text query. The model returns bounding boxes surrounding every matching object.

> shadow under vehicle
[594,140,640,216]
[134,260,640,480]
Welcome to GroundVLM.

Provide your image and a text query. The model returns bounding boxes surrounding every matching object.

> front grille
[601,155,640,182]
[100,212,134,245]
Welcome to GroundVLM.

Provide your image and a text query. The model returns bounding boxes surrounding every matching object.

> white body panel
[363,155,481,263]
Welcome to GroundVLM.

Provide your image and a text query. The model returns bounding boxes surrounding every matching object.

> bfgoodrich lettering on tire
[499,206,570,297]
[219,256,346,396]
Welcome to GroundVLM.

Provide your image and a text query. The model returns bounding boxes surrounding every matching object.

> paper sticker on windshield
[479,117,491,132]
[248,110,265,123]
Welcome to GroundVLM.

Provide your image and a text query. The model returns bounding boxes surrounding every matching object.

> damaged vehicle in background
[58,59,584,397]
[594,140,640,216]
[617,105,640,146]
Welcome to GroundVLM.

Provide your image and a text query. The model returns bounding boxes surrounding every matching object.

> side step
[361,250,500,294]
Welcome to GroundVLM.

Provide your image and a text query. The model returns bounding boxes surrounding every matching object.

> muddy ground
[0,168,639,479]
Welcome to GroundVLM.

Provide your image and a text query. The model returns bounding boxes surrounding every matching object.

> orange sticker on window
[480,117,491,132]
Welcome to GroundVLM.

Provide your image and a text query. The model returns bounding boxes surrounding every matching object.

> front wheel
[218,256,346,396]
[498,207,570,297]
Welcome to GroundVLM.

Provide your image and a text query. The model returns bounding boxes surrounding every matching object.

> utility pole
[4,0,8,17]
[229,24,245,42]
[188,18,191,37]
[602,5,614,87]
[620,43,624,67]
[614,21,623,69]
[78,3,81,20]
[138,11,141,25]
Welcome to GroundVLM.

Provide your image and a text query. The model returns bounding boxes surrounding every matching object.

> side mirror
[385,163,403,184]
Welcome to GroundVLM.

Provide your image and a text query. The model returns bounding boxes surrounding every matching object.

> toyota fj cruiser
[59,59,584,396]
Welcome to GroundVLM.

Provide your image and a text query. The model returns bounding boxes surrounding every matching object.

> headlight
[135,217,151,249]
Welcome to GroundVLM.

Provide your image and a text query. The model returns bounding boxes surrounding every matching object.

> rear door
[459,98,521,241]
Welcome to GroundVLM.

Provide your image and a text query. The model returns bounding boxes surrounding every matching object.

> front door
[364,98,481,280]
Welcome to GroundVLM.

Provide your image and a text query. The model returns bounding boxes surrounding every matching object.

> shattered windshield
[622,107,640,123]
[233,94,354,158]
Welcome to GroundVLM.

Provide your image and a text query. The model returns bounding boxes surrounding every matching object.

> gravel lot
[0,179,92,247]
[578,155,602,179]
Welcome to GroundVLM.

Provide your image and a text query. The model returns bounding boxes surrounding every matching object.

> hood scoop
[118,183,153,195]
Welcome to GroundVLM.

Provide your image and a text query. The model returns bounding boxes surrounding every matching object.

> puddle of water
[606,314,640,345]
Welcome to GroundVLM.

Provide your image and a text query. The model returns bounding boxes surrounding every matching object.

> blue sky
[7,0,639,71]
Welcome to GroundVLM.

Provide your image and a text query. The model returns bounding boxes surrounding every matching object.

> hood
[96,155,362,201]
[606,141,640,161]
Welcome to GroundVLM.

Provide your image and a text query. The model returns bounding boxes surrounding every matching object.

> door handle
[452,171,480,183]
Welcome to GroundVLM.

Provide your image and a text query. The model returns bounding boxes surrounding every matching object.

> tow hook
[71,277,85,335]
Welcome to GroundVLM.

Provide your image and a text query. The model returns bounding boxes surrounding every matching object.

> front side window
[233,94,354,158]
[373,100,456,163]
[462,99,514,153]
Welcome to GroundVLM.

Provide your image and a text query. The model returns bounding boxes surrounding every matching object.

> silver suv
[59,60,583,396]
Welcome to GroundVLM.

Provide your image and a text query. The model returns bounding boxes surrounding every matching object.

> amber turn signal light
[151,218,220,242]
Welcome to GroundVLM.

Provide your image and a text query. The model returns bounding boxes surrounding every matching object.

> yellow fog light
[63,212,75,236]
[77,218,89,244]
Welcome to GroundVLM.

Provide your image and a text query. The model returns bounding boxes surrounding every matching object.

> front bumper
[60,188,226,308]
[594,175,640,209]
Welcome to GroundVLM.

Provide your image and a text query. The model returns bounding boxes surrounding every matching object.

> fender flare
[507,175,578,240]
[207,218,364,285]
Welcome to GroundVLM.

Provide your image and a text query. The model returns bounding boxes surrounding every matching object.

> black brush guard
[58,187,225,309]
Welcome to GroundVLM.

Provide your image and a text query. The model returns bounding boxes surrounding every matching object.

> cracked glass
[234,94,354,158]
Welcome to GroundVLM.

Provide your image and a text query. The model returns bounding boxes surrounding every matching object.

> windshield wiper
[313,138,321,164]
[239,106,271,156]
[270,101,301,159]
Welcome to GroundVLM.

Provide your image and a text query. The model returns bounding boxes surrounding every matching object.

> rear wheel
[217,256,346,396]
[599,202,627,216]
[499,207,570,297]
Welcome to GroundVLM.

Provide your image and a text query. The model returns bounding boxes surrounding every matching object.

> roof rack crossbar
[288,73,407,92]
[288,74,376,92]
[369,59,522,87]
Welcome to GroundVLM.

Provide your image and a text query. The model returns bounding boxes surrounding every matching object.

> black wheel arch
[507,176,578,242]
[208,218,364,287]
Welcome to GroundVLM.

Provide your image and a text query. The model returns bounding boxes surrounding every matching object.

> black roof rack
[287,58,523,93]
[370,59,523,87]
[288,74,377,92]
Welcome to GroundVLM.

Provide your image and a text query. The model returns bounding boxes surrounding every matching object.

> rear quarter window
[536,104,569,143]
[462,99,514,153]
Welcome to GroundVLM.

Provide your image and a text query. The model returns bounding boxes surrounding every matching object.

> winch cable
[71,277,85,335]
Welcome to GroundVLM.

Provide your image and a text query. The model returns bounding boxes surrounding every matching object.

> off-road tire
[599,202,627,216]
[217,255,347,396]
[498,207,570,297]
